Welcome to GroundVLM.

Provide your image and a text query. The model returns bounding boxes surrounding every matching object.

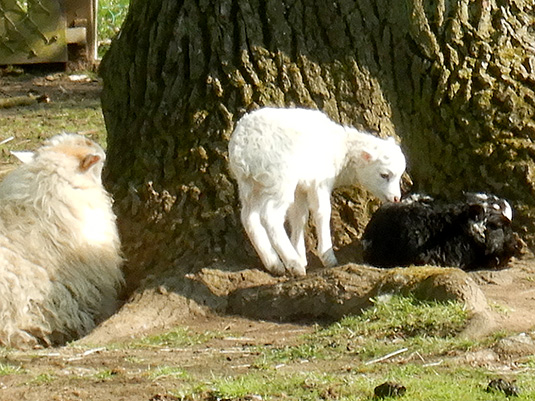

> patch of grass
[329,294,469,339]
[259,343,325,366]
[520,355,535,368]
[147,365,189,381]
[28,372,56,385]
[0,362,24,375]
[366,364,535,400]
[0,100,106,172]
[207,371,352,401]
[130,326,223,348]
[228,296,535,400]
[318,294,472,358]
[489,301,512,316]
[98,0,130,56]
[258,294,472,368]
[172,365,535,401]
[1,102,104,139]
[94,369,118,381]
[124,355,146,364]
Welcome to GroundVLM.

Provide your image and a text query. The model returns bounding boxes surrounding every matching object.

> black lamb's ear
[79,154,101,172]
[468,203,485,220]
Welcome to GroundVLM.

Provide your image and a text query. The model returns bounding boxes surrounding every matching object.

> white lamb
[228,107,406,276]
[0,133,123,348]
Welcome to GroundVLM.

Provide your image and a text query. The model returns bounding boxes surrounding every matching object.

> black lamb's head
[465,203,522,269]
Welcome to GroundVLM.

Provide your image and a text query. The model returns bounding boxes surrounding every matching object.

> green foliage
[98,0,130,56]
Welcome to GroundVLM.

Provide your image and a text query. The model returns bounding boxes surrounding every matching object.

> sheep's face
[465,192,513,221]
[359,141,406,203]
[465,204,522,267]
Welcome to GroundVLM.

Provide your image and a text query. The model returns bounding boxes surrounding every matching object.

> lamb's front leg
[309,186,338,268]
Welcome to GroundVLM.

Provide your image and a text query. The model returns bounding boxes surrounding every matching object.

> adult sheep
[229,107,406,276]
[0,133,123,348]
[361,193,522,270]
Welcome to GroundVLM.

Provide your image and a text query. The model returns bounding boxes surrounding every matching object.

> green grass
[0,101,104,138]
[27,372,56,385]
[147,365,189,381]
[256,294,473,369]
[162,295,529,401]
[328,294,469,339]
[98,0,130,57]
[0,101,106,170]
[170,367,535,401]
[314,294,474,360]
[128,326,224,348]
[94,369,118,381]
[0,362,24,376]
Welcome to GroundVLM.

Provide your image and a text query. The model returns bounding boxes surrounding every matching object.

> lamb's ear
[10,151,35,164]
[468,204,485,220]
[79,154,101,172]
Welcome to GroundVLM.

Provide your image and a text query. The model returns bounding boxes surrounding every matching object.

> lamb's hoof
[286,261,306,277]
[265,262,286,276]
[321,250,338,268]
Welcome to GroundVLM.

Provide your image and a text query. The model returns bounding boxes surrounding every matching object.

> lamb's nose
[393,196,401,203]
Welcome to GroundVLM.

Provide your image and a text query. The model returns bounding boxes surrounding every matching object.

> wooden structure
[0,0,98,65]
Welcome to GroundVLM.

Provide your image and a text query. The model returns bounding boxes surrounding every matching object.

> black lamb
[361,193,522,271]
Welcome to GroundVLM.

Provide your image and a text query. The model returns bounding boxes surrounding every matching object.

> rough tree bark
[100,0,535,298]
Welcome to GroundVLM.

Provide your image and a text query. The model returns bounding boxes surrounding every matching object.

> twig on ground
[365,347,409,365]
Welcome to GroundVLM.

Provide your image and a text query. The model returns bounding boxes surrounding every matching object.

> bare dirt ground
[1,70,535,400]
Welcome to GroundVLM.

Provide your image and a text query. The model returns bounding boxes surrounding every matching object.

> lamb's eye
[380,173,390,180]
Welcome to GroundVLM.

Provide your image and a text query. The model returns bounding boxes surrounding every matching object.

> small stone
[374,381,407,398]
[486,378,520,397]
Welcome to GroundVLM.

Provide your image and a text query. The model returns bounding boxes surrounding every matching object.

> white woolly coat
[0,134,123,348]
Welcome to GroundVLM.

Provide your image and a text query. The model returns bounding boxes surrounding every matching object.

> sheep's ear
[11,151,35,164]
[79,154,101,172]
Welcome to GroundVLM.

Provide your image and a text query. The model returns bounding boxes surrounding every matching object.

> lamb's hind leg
[261,198,307,276]
[241,201,286,276]
[309,186,338,267]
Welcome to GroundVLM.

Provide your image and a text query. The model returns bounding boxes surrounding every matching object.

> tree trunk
[100,0,535,294]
